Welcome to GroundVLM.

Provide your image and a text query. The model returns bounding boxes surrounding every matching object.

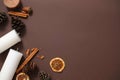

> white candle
[0,29,21,54]
[0,49,23,80]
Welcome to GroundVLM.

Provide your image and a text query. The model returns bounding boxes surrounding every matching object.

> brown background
[0,0,120,80]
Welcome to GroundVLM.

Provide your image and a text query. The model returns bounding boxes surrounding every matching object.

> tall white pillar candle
[0,49,23,80]
[0,29,21,54]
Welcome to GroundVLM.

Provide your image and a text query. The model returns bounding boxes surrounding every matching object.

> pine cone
[11,16,25,34]
[39,71,51,80]
[0,12,8,24]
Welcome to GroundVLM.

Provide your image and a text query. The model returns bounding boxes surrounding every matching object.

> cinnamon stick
[25,49,30,57]
[31,48,35,52]
[37,55,45,60]
[8,11,29,18]
[16,48,39,73]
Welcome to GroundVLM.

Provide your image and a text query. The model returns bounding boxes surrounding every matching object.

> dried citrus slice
[16,72,30,80]
[50,57,65,72]
[4,0,20,8]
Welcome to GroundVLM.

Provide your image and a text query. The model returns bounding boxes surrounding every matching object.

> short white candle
[0,49,23,80]
[0,29,21,54]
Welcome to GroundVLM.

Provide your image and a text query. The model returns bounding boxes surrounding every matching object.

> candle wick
[16,48,19,51]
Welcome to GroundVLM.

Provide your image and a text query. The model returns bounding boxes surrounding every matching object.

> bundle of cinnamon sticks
[16,48,39,73]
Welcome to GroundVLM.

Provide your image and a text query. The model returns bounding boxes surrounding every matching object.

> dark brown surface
[0,0,120,80]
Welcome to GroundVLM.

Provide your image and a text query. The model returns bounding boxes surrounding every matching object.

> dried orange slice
[4,0,20,8]
[50,57,65,72]
[16,72,30,80]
